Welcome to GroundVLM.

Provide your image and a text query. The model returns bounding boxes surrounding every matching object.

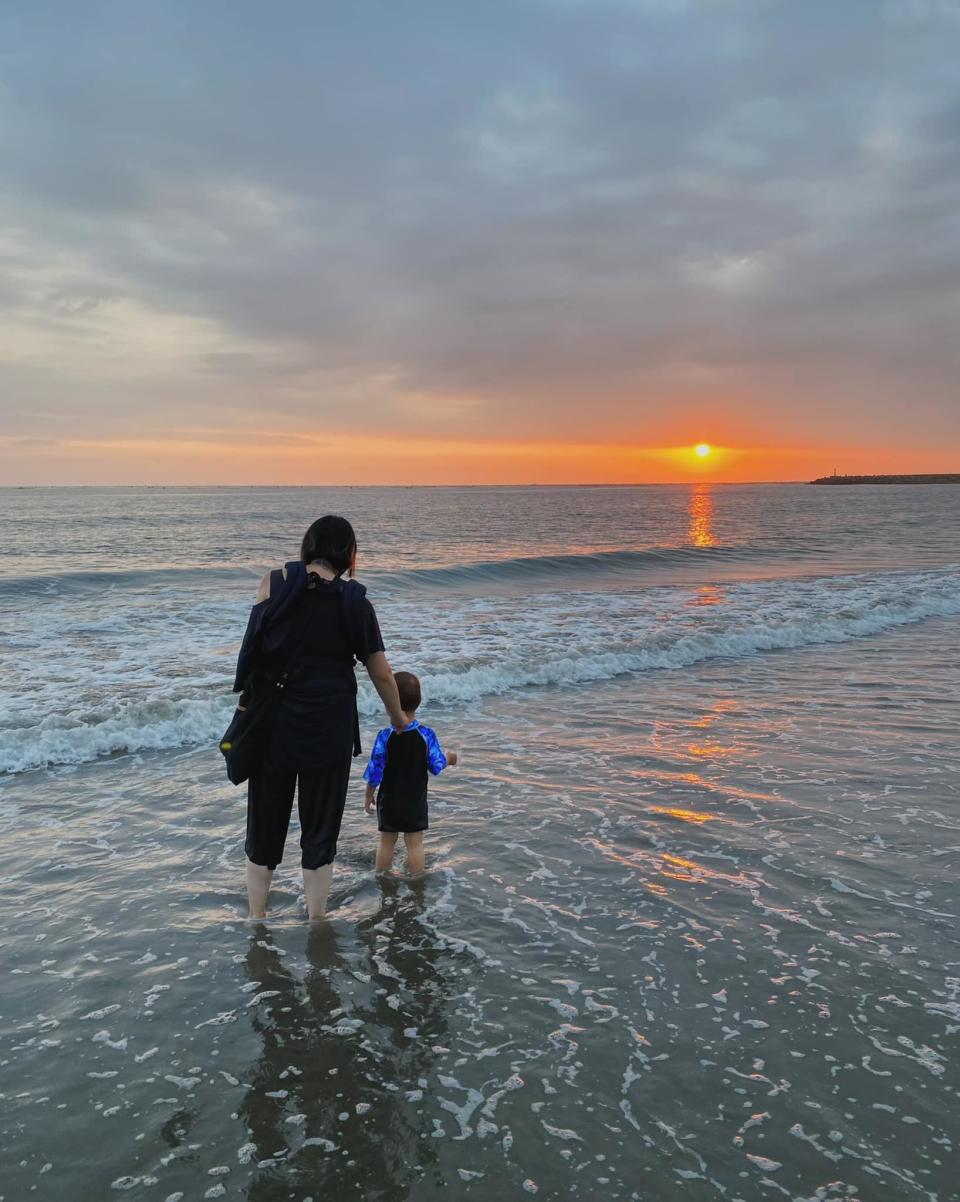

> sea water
[0,484,957,1200]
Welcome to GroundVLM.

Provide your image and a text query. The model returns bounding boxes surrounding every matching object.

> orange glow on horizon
[664,442,741,475]
[0,428,952,486]
[0,429,756,484]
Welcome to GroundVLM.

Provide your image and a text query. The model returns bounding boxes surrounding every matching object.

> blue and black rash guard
[364,720,448,833]
[364,721,448,788]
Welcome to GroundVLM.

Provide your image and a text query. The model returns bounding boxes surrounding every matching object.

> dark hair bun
[300,515,357,576]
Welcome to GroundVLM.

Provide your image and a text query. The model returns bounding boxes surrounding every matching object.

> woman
[233,515,406,921]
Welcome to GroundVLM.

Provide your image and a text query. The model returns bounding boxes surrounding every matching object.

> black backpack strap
[337,579,367,663]
[274,593,316,686]
[252,567,305,674]
[232,566,298,696]
[338,579,367,757]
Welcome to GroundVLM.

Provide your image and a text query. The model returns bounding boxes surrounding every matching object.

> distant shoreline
[2,480,808,490]
[810,474,960,485]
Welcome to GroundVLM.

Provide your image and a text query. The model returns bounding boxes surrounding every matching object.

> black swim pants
[245,758,352,870]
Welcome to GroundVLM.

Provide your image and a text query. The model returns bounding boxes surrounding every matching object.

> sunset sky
[1,0,958,485]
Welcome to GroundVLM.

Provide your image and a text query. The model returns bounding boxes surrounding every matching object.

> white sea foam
[2,565,959,773]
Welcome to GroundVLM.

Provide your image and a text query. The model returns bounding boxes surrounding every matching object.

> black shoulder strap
[269,567,286,598]
[274,594,315,685]
[337,579,367,660]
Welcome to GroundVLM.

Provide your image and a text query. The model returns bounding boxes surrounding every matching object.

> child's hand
[364,795,375,814]
[446,750,459,767]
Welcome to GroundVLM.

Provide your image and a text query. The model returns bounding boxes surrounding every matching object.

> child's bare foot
[375,832,399,872]
[403,832,425,875]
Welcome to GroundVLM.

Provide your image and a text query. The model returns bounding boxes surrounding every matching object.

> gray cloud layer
[1,0,959,448]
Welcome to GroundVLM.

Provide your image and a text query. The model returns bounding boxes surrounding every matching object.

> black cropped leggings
[245,757,352,870]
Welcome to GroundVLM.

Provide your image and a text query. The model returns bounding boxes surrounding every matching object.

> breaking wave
[3,565,959,774]
[2,542,815,601]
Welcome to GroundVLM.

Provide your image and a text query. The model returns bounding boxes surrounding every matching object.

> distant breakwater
[810,473,960,485]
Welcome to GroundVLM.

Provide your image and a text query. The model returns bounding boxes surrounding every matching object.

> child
[363,671,457,875]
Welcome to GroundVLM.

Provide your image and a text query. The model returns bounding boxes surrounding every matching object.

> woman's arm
[364,651,406,728]
[236,572,275,708]
[255,563,289,604]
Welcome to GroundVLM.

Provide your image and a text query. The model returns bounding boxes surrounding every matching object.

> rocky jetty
[810,474,960,485]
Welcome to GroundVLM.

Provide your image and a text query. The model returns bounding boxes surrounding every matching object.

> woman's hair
[394,671,421,713]
[300,515,357,577]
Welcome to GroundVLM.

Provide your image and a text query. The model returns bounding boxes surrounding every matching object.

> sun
[694,442,712,458]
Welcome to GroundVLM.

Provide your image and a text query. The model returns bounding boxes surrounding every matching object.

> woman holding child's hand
[232,515,406,921]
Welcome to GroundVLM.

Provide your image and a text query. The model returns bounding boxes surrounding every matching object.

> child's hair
[394,671,422,713]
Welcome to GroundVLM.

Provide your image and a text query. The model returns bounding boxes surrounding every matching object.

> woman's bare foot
[246,860,273,919]
[302,863,333,921]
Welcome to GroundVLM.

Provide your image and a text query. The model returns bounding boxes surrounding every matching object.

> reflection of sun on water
[686,742,739,758]
[688,483,716,548]
[648,806,717,826]
[688,584,723,607]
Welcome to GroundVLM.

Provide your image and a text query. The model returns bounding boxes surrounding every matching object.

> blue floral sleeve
[419,725,448,776]
[363,728,390,786]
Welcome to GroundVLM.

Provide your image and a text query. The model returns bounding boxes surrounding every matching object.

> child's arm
[362,729,388,813]
[446,750,458,766]
[422,727,453,775]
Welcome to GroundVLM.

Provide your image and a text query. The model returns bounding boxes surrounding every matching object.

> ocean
[0,483,957,1201]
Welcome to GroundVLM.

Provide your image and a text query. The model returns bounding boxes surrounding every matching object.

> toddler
[363,671,457,874]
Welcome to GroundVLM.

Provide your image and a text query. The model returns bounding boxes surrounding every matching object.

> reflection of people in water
[239,884,452,1200]
[357,876,452,1089]
[240,924,406,1200]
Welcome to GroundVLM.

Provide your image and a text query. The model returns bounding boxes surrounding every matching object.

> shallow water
[1,485,959,1199]
[2,484,960,777]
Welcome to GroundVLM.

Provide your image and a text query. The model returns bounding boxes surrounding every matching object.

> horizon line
[1,479,812,490]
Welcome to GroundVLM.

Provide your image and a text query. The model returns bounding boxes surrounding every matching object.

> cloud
[0,0,958,461]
